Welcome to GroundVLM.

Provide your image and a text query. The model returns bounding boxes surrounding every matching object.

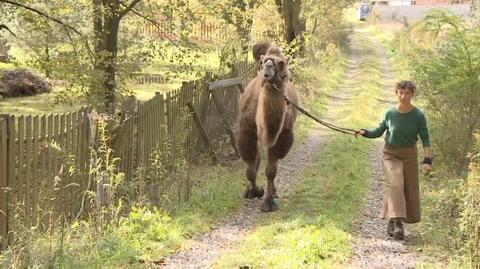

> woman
[357,80,432,240]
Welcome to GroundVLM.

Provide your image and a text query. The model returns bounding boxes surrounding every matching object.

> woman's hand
[355,129,367,138]
[424,164,432,175]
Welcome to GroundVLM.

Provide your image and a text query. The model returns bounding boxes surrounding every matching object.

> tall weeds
[459,134,480,268]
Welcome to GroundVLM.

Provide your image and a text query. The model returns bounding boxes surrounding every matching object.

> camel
[237,43,298,212]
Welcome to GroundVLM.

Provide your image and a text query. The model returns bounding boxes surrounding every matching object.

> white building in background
[388,0,412,5]
[370,0,412,5]
[370,0,471,5]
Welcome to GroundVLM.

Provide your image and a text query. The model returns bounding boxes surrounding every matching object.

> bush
[409,10,480,176]
[0,69,52,97]
[459,133,480,268]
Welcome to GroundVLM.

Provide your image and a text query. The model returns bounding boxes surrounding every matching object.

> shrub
[459,133,480,268]
[409,10,480,176]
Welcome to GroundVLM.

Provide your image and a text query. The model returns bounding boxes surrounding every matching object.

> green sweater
[364,106,430,147]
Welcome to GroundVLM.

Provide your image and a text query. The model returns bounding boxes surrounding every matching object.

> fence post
[186,102,217,163]
[210,90,239,157]
[0,115,8,248]
[0,114,14,248]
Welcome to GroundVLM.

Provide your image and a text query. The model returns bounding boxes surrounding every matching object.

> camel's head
[260,47,289,84]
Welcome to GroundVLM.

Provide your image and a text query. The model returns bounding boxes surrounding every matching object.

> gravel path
[348,30,431,269]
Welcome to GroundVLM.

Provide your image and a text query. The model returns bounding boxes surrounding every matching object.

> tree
[16,13,63,78]
[0,0,141,111]
[196,0,261,65]
[220,0,260,52]
[92,0,140,112]
[274,0,305,53]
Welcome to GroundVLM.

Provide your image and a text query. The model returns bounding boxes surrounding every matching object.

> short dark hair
[395,80,416,93]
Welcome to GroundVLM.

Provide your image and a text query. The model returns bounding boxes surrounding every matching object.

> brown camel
[237,43,298,212]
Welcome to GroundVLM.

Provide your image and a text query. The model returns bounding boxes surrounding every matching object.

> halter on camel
[263,57,359,136]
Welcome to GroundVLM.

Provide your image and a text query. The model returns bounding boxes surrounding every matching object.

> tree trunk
[103,16,120,114]
[93,0,121,114]
[93,0,104,57]
[233,0,258,54]
[44,41,50,78]
[275,0,306,55]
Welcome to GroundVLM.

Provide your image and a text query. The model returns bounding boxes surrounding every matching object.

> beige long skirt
[381,144,421,224]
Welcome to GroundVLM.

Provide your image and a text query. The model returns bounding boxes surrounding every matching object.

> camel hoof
[244,186,264,199]
[260,195,278,212]
[273,190,279,198]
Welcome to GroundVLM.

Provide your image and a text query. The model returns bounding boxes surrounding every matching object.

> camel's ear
[259,54,266,65]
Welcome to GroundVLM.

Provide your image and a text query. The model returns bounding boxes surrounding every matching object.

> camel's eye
[277,61,285,71]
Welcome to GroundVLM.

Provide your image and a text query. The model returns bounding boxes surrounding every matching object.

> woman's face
[396,88,414,104]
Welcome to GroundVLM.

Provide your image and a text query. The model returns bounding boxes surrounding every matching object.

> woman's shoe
[387,220,394,237]
[393,218,404,240]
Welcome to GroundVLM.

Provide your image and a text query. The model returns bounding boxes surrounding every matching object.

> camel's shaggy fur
[237,43,298,212]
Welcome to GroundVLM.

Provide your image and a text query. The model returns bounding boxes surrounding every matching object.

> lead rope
[272,84,359,136]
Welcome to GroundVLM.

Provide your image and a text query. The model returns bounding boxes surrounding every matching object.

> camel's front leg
[244,155,264,199]
[261,129,294,212]
[238,125,264,199]
[261,157,278,212]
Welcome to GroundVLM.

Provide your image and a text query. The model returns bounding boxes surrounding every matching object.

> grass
[364,22,411,79]
[129,48,222,101]
[0,62,16,71]
[0,86,84,115]
[292,56,349,144]
[214,29,387,269]
[0,56,80,115]
[127,81,182,101]
[214,137,372,269]
[0,161,247,268]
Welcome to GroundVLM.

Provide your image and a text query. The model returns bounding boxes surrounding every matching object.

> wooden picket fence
[0,61,256,246]
[136,18,281,45]
[129,73,168,84]
[0,108,92,246]
[137,19,231,43]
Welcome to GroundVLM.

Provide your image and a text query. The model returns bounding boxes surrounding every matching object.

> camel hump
[252,42,271,62]
[266,46,283,57]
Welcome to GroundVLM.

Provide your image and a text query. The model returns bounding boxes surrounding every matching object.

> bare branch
[0,0,82,36]
[310,18,318,35]
[0,24,16,37]
[63,25,79,58]
[119,0,141,18]
[0,0,95,63]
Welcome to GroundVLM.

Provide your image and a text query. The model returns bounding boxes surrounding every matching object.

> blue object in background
[358,3,371,21]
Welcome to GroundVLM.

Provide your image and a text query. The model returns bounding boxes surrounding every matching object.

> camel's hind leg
[238,129,264,199]
[261,128,294,212]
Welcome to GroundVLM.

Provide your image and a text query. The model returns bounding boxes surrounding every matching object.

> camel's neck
[262,80,286,96]
[259,83,287,114]
[256,81,287,146]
